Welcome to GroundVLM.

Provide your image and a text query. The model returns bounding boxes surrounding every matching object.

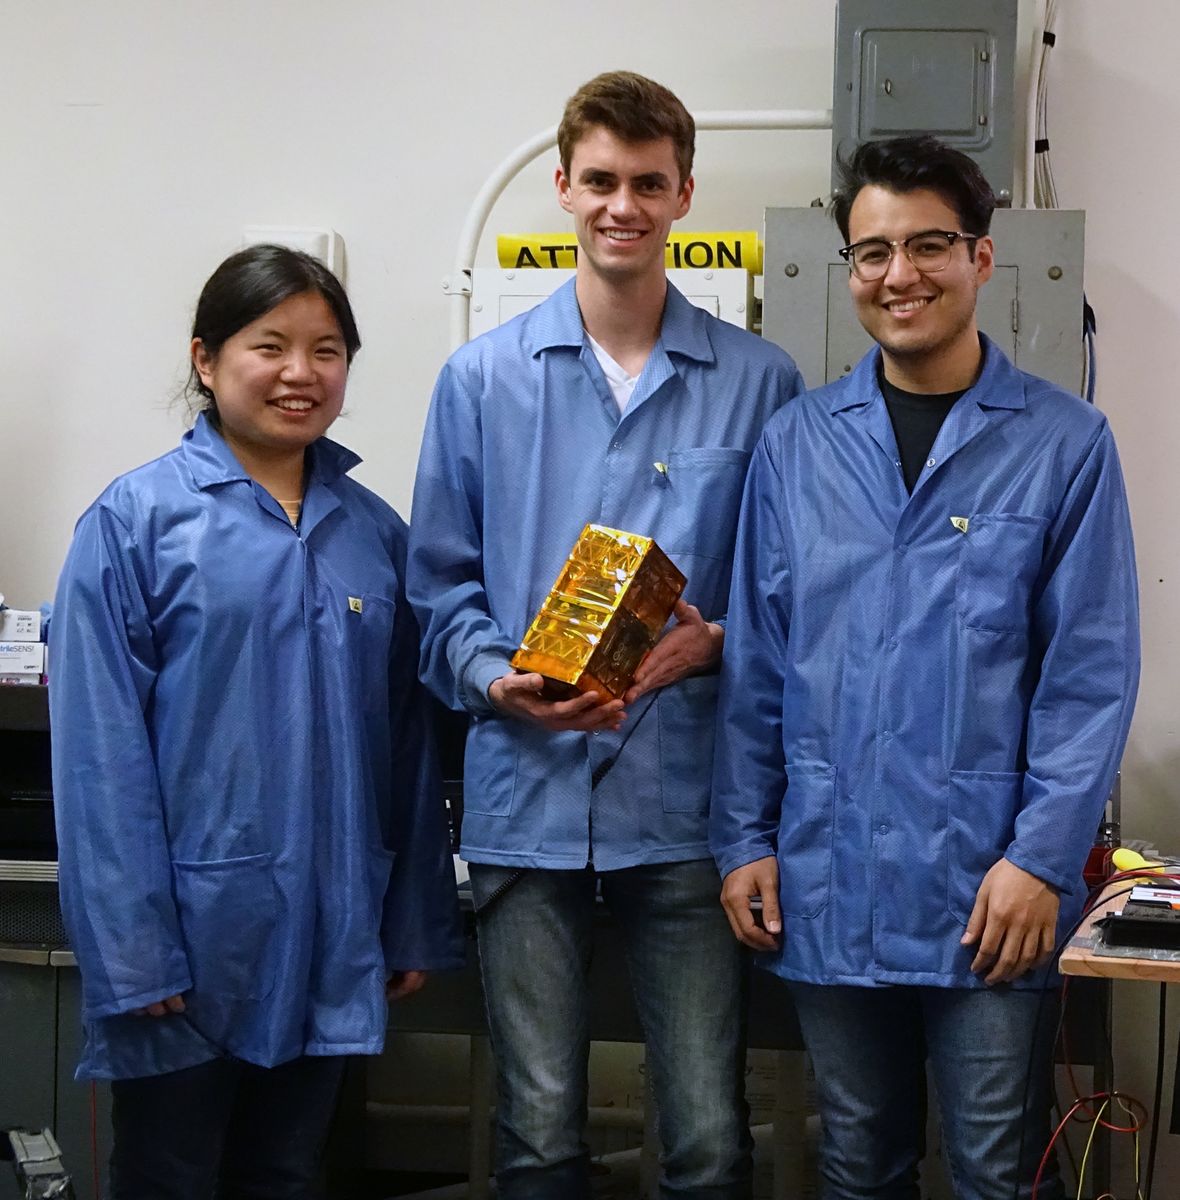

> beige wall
[2,0,1176,1186]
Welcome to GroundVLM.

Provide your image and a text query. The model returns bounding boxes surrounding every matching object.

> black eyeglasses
[838,230,980,281]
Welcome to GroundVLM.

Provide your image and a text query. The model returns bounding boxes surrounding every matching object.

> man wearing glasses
[711,135,1139,1197]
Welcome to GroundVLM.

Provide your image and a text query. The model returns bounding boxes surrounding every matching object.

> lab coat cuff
[84,978,193,1021]
[1003,847,1070,895]
[711,837,777,881]
[386,950,467,975]
[461,651,515,715]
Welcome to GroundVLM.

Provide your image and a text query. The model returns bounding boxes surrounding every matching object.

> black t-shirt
[878,367,967,493]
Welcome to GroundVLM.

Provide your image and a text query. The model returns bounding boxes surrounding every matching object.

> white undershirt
[587,334,640,415]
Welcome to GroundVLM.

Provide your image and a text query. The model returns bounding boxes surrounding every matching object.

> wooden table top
[1059,881,1180,982]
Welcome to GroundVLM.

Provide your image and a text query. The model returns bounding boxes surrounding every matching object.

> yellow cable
[1077,1098,1110,1200]
[1113,1092,1145,1200]
[1134,1125,1143,1200]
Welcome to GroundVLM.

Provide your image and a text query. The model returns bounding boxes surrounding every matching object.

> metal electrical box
[833,0,1018,203]
[761,207,1086,395]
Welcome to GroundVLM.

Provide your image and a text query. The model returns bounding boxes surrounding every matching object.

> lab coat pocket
[462,717,520,817]
[171,853,277,1000]
[659,448,752,561]
[946,770,1022,922]
[354,592,398,700]
[956,514,1048,633]
[657,674,718,814]
[777,764,836,919]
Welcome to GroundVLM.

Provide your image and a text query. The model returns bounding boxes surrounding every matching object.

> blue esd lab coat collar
[829,335,1029,505]
[180,412,360,535]
[523,277,717,423]
[522,276,717,363]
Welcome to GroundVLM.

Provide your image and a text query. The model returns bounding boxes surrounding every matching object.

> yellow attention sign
[497,231,763,275]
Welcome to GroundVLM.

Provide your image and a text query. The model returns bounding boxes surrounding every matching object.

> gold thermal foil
[511,524,687,699]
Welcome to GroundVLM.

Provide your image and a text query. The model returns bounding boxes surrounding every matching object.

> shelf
[0,684,49,731]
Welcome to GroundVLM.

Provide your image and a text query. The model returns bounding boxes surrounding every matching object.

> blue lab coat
[50,415,463,1079]
[408,280,803,869]
[710,338,1139,987]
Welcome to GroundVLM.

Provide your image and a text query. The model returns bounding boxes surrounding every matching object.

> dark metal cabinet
[0,686,110,1199]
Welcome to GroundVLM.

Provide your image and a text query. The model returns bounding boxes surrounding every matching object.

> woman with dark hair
[50,245,463,1199]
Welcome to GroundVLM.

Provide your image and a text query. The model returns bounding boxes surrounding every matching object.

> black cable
[1144,982,1166,1198]
[470,865,528,915]
[1083,297,1098,406]
[1012,957,1062,1200]
[589,690,660,788]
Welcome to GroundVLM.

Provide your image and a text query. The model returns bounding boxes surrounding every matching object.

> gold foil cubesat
[511,524,686,699]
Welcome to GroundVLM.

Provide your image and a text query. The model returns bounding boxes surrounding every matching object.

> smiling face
[847,184,993,389]
[191,289,348,466]
[556,125,693,288]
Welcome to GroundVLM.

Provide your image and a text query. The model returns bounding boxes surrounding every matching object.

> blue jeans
[469,859,752,1200]
[787,983,1063,1200]
[109,1054,345,1199]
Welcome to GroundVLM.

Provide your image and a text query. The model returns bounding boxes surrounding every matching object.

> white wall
[2,0,1177,1186]
[1049,5,1180,1186]
[0,0,836,605]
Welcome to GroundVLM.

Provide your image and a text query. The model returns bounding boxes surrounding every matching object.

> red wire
[1057,975,1094,1115]
[1034,1095,1091,1197]
[1083,870,1180,914]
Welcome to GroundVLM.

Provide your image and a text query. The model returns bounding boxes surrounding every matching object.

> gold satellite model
[511,524,686,699]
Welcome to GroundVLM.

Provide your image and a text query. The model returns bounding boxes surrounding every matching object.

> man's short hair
[831,135,996,243]
[558,71,695,188]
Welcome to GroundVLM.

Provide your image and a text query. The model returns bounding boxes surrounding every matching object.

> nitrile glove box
[0,642,45,674]
[0,609,41,640]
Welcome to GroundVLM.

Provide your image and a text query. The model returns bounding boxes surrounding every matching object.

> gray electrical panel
[833,0,1017,204]
[762,206,1086,395]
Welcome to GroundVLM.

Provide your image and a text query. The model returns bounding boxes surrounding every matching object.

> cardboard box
[0,642,45,674]
[0,609,41,641]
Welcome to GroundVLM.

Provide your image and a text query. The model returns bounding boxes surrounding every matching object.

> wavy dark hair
[831,136,996,246]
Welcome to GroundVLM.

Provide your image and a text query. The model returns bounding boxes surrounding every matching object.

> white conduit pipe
[1022,1,1043,207]
[446,109,834,350]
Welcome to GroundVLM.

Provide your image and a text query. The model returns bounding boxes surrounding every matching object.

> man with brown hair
[409,71,802,1199]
